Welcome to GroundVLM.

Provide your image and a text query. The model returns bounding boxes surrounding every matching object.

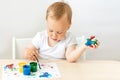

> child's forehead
[48,11,67,20]
[48,17,69,27]
[48,27,66,32]
[47,20,68,31]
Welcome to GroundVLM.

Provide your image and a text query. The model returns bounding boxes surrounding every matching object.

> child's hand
[87,41,100,49]
[24,48,39,61]
[85,36,100,49]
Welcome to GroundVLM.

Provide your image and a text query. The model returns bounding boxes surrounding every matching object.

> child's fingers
[34,53,39,61]
[93,44,98,48]
[29,57,35,61]
[87,45,94,49]
[88,44,97,49]
[28,55,36,61]
[94,41,100,48]
[31,56,36,61]
[34,50,40,59]
[29,49,39,61]
[97,41,100,46]
[26,49,35,60]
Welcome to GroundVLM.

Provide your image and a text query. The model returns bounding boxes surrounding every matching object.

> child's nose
[52,32,57,38]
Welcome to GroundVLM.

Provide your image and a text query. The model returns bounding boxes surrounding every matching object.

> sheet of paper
[2,62,61,80]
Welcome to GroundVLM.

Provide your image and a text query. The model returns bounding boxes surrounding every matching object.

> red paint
[90,36,95,40]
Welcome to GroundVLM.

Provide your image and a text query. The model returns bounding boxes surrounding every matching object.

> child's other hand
[24,48,39,61]
[86,40,100,49]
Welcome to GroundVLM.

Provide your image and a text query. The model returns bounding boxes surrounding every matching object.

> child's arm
[65,36,99,62]
[65,43,86,62]
[65,42,99,62]
[23,43,39,61]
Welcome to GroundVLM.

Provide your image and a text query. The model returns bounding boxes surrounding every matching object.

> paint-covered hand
[23,48,40,61]
[85,36,100,49]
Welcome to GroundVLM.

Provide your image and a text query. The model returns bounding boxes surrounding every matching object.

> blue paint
[85,38,92,46]
[85,36,98,47]
[23,65,31,75]
[39,72,52,78]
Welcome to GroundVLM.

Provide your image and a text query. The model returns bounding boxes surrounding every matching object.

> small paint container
[18,62,26,73]
[23,65,31,75]
[30,62,37,72]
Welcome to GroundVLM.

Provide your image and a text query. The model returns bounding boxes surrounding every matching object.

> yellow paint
[18,62,26,73]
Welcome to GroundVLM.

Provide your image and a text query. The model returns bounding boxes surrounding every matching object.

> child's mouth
[52,38,57,41]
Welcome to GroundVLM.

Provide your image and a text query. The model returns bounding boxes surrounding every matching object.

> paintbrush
[34,55,41,69]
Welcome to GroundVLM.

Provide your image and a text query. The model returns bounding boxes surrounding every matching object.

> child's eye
[49,30,53,32]
[57,32,62,34]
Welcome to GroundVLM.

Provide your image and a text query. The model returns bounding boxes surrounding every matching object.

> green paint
[30,62,37,72]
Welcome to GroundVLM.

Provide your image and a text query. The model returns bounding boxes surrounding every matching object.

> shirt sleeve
[65,32,77,47]
[32,32,41,49]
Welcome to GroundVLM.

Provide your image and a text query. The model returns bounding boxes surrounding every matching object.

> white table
[0,59,120,80]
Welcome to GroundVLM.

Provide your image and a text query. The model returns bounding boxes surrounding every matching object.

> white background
[0,0,120,60]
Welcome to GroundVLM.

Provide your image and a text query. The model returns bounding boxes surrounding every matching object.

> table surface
[0,59,120,80]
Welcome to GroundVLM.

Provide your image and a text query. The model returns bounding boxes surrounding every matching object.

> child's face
[46,14,71,42]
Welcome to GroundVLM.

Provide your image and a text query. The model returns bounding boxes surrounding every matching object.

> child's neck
[48,37,59,47]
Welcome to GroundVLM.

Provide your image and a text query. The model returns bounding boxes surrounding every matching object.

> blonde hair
[46,2,72,24]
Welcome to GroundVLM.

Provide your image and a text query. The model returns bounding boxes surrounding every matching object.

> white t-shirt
[32,30,77,59]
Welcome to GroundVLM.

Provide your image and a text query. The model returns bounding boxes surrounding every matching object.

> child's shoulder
[36,30,46,34]
[66,31,75,38]
[34,30,47,39]
[36,30,47,36]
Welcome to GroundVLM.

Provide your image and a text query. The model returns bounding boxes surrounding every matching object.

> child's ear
[67,23,71,30]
